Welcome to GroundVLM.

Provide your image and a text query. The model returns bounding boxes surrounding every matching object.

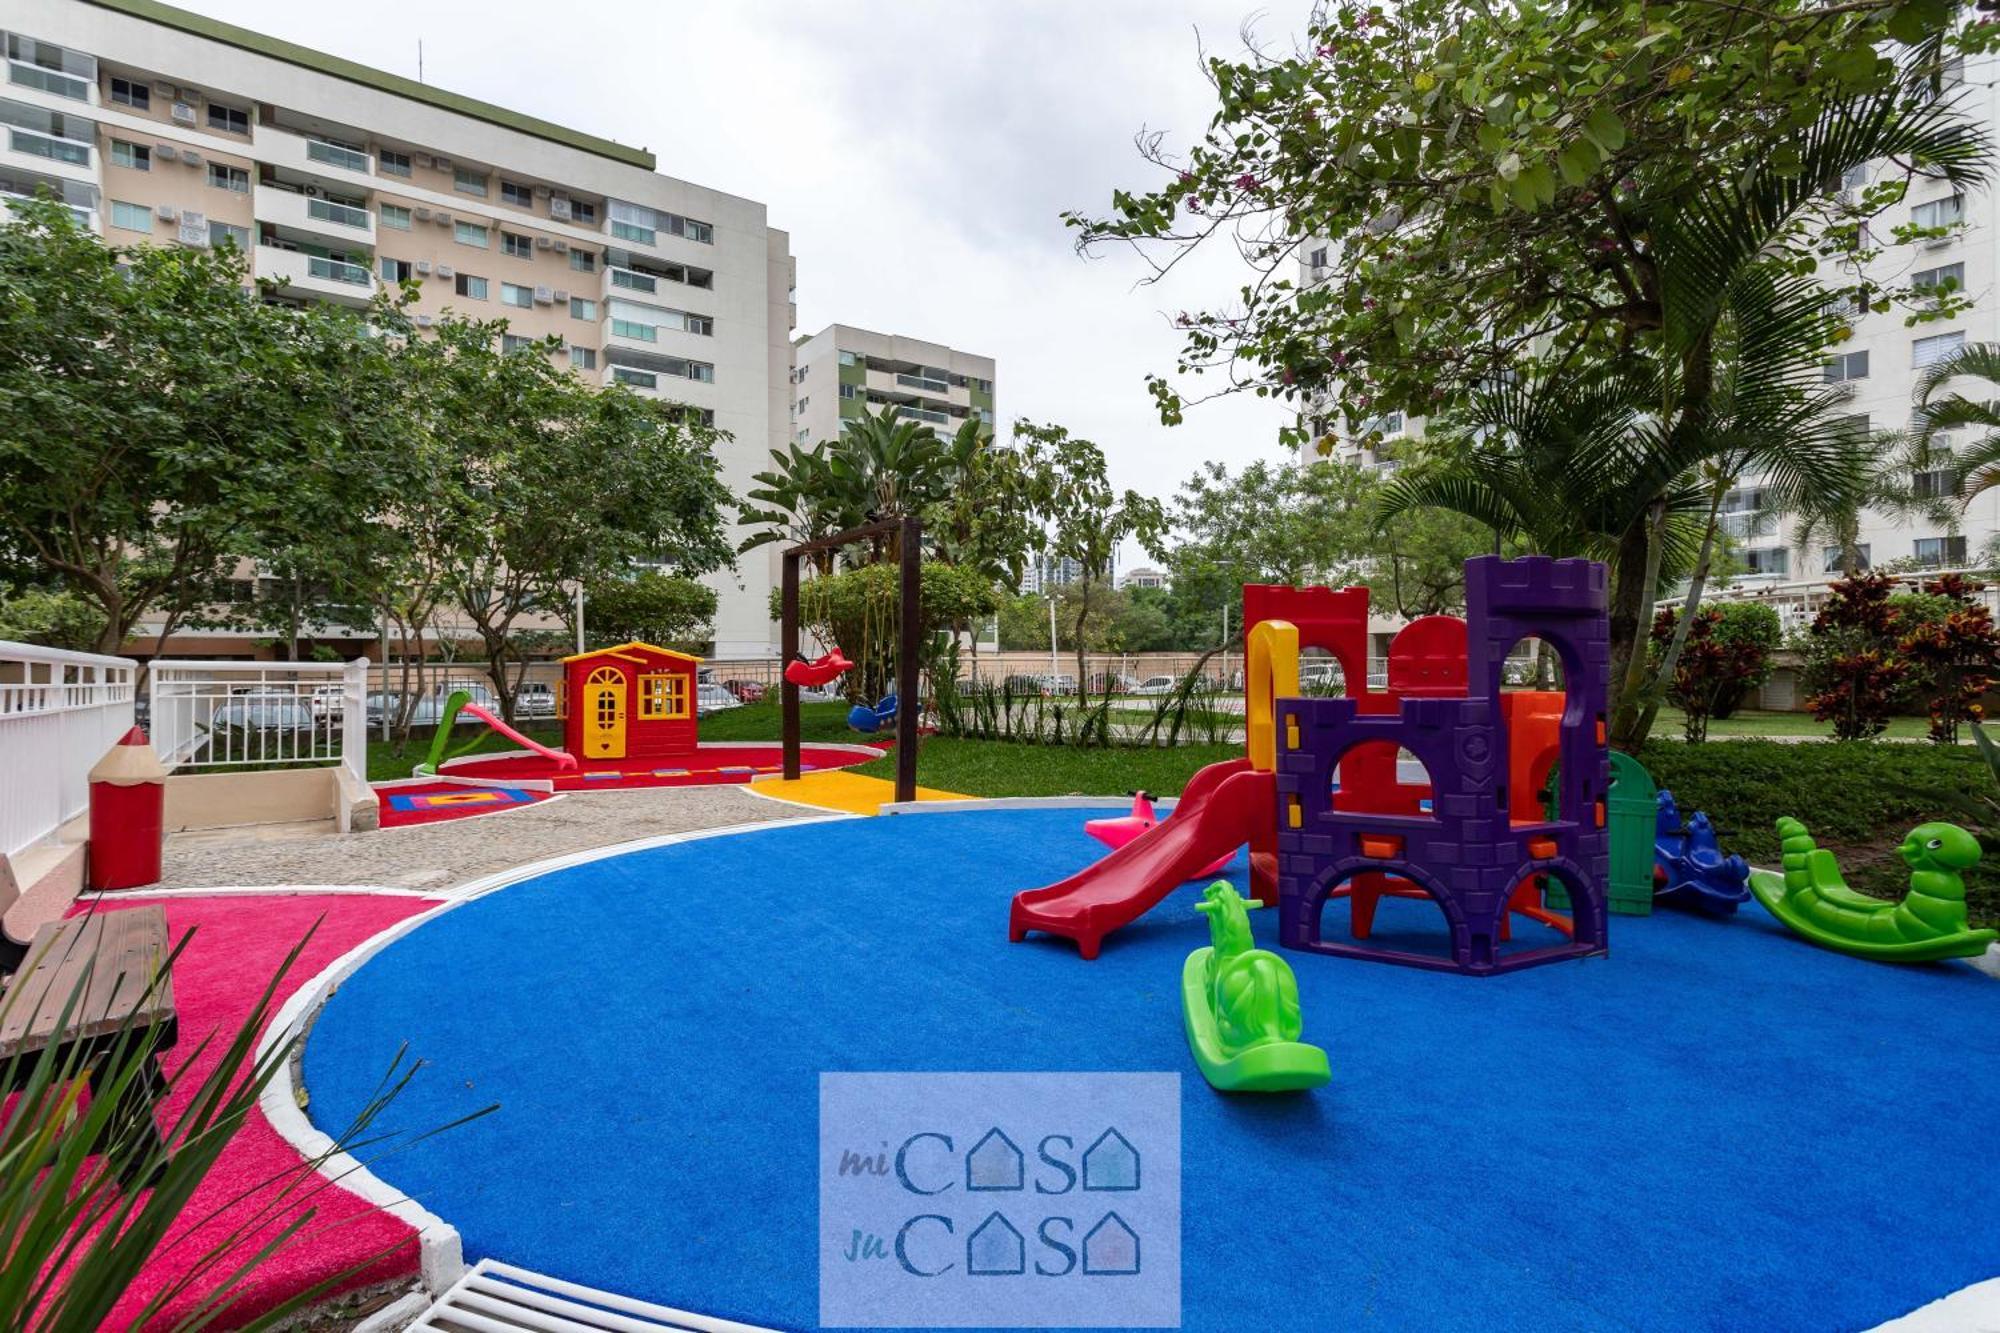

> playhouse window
[640,672,689,720]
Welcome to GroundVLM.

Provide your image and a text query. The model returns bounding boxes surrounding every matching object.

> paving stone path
[156,786,809,893]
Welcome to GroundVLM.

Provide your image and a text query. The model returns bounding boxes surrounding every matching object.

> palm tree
[1912,342,2000,504]
[1380,73,1987,748]
[737,440,847,571]
[1786,426,1960,578]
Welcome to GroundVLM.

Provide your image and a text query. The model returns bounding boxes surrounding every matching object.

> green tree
[1071,1,1988,750]
[583,570,718,650]
[0,197,404,655]
[778,561,998,703]
[0,585,104,652]
[1911,342,2000,504]
[1014,421,1166,689]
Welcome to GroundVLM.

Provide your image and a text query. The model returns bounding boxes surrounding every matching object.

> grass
[1653,707,1937,741]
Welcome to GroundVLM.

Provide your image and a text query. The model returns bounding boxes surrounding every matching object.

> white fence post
[343,658,367,785]
[0,640,137,862]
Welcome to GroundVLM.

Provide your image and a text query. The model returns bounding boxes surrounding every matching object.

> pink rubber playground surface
[82,893,439,1327]
[441,741,880,790]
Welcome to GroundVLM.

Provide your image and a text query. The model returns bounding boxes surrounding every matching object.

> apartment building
[1,0,794,657]
[791,324,995,448]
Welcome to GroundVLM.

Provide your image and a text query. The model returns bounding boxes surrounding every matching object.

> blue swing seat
[847,692,897,734]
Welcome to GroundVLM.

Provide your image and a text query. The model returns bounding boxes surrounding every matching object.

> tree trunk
[1607,502,1669,751]
[1073,579,1093,696]
[1633,496,1727,746]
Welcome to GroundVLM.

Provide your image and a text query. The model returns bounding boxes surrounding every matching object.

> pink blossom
[1235,172,1261,191]
[1363,298,1377,311]
[1332,351,1349,368]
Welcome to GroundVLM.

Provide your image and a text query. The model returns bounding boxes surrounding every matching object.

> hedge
[1641,739,1995,926]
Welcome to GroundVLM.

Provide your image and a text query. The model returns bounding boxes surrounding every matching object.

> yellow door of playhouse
[584,666,626,759]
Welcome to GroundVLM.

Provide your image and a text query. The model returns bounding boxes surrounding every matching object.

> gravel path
[156,786,808,893]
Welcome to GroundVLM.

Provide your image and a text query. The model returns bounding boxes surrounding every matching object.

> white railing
[0,641,137,861]
[149,659,366,784]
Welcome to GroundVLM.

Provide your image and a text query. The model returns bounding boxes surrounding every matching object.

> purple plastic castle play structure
[1273,556,1612,975]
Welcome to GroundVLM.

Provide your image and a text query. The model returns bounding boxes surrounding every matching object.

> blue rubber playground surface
[304,807,2000,1331]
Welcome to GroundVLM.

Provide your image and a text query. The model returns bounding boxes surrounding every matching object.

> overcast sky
[192,0,1305,556]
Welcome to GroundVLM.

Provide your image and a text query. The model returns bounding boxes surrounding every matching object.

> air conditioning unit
[180,150,202,167]
[171,101,196,125]
[1924,236,1955,249]
[534,184,551,198]
[415,313,434,328]
[155,144,178,162]
[432,155,451,170]
[552,289,569,303]
[533,285,554,304]
[414,259,432,275]
[155,203,177,221]
[435,263,454,278]
[548,196,572,221]
[551,239,568,254]
[434,212,452,225]
[534,236,552,249]
[413,206,432,221]
[152,81,173,96]
[302,184,322,198]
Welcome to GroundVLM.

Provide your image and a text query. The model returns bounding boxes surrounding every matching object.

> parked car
[205,697,316,740]
[516,682,558,718]
[722,678,767,704]
[366,684,498,727]
[1132,675,1180,696]
[696,682,742,716]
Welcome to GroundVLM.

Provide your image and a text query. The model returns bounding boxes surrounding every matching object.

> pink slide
[459,703,578,771]
[1009,757,1275,959]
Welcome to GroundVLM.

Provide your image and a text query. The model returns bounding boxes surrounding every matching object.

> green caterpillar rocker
[1746,817,1997,964]
[1181,883,1330,1093]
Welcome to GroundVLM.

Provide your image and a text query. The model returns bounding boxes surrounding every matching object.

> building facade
[2,0,794,656]
[791,323,994,448]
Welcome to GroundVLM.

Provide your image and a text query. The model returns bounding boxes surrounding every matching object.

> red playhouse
[561,640,700,762]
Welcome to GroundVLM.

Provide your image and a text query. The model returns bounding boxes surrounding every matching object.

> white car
[1132,675,1179,696]
[696,682,742,716]
[516,683,558,718]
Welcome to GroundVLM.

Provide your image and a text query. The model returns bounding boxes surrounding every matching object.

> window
[797,396,810,413]
[208,219,249,250]
[380,203,411,230]
[109,199,150,232]
[1913,262,1964,295]
[612,366,656,389]
[1741,548,1789,577]
[839,382,856,399]
[1911,195,1962,231]
[795,365,809,383]
[1823,350,1869,383]
[1913,331,1965,367]
[685,313,713,336]
[109,139,148,170]
[305,137,368,172]
[571,199,597,224]
[1308,246,1328,268]
[208,163,248,192]
[501,333,534,353]
[610,217,654,245]
[501,282,533,308]
[611,317,656,342]
[1823,545,1870,573]
[500,179,533,207]
[453,166,488,196]
[378,148,411,177]
[206,103,249,134]
[569,346,597,370]
[7,35,92,101]
[1914,535,1967,567]
[1839,162,1868,191]
[381,257,413,283]
[570,296,597,320]
[1914,464,1956,499]
[838,350,858,366]
[454,273,488,300]
[502,232,532,258]
[639,672,689,719]
[455,220,489,247]
[109,76,149,109]
[570,249,596,273]
[307,196,369,228]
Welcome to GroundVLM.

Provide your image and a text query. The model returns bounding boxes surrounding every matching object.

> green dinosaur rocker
[1181,882,1330,1092]
[1746,817,1997,964]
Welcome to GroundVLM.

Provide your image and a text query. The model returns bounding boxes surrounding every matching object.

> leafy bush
[1650,602,1780,740]
[583,571,716,651]
[1893,574,2000,743]
[775,562,998,704]
[1801,573,1911,741]
[1800,572,2000,742]
[1643,739,1993,923]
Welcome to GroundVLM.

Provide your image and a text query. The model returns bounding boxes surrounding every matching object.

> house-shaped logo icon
[967,1211,1026,1275]
[1082,1127,1140,1191]
[966,1127,1024,1191]
[1083,1210,1141,1274]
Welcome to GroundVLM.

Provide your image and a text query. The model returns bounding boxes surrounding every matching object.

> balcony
[254,183,375,245]
[256,245,377,307]
[253,123,375,187]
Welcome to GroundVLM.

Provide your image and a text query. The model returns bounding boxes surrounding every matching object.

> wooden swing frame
[780,516,922,803]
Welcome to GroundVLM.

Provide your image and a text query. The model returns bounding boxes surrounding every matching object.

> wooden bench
[0,905,178,1181]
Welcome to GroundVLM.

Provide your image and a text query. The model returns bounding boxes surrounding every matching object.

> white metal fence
[0,640,137,861]
[148,658,367,784]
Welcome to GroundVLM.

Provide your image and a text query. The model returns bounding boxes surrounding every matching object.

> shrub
[1651,602,1780,740]
[1801,573,1910,740]
[1799,572,2000,743]
[1893,574,2000,744]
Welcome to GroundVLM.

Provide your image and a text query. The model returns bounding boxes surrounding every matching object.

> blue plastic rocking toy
[847,692,897,734]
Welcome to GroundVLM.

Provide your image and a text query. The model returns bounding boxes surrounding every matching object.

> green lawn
[1652,707,1938,741]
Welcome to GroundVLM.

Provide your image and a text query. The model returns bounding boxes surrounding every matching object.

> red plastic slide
[1009,757,1275,959]
[459,703,578,772]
